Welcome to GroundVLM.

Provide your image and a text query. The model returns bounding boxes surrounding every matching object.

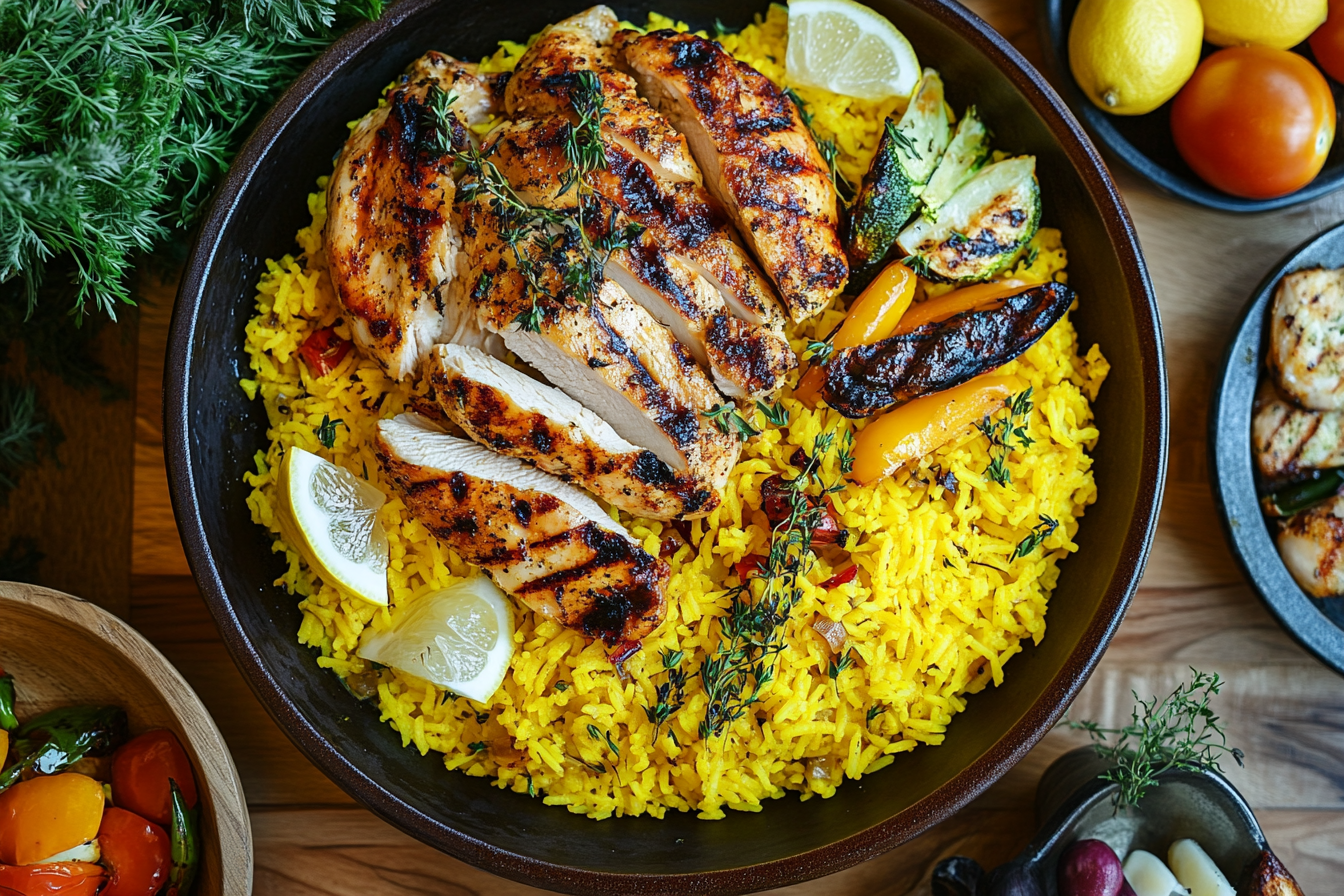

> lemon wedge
[276,446,390,606]
[356,577,514,703]
[786,0,921,101]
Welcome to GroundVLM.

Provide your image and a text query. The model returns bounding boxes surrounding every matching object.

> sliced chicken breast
[485,118,793,397]
[1254,379,1344,479]
[325,53,497,380]
[377,413,668,642]
[457,188,740,493]
[503,5,700,186]
[1270,266,1344,410]
[616,29,849,323]
[429,344,718,518]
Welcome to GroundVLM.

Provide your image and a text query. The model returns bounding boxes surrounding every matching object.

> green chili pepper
[0,670,17,731]
[168,778,200,896]
[1262,468,1344,517]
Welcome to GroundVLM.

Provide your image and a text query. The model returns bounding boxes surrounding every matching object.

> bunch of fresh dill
[0,0,384,322]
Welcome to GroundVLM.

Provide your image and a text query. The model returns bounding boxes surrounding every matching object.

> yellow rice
[241,5,1109,820]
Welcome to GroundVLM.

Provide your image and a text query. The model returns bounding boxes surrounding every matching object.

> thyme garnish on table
[697,432,849,740]
[431,75,642,334]
[1068,669,1244,811]
[978,387,1034,486]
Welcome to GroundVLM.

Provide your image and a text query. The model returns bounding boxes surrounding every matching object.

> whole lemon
[1200,0,1326,49]
[1069,0,1204,115]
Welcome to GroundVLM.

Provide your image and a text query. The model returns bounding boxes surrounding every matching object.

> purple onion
[1057,839,1124,896]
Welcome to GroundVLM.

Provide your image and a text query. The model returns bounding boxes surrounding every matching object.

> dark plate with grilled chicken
[164,0,1164,892]
[1211,219,1344,677]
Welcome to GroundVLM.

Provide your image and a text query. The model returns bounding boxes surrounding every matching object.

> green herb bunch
[0,0,384,321]
[1069,669,1245,810]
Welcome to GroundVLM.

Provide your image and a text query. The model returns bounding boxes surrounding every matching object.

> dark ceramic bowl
[165,1,1167,892]
[990,746,1268,892]
[1038,0,1344,213]
[1210,221,1344,676]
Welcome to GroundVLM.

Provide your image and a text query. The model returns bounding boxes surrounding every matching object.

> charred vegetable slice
[1,706,128,795]
[1262,467,1344,517]
[843,70,951,288]
[166,779,199,896]
[821,281,1072,419]
[919,107,989,222]
[897,155,1041,282]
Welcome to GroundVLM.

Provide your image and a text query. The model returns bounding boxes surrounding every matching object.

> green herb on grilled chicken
[703,402,760,441]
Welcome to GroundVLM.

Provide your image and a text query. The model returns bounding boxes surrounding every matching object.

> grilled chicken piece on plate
[486,117,793,398]
[325,53,498,380]
[1278,494,1344,598]
[1254,379,1344,479]
[457,188,741,501]
[503,5,700,186]
[377,413,668,643]
[429,344,718,519]
[616,29,848,323]
[1270,267,1344,411]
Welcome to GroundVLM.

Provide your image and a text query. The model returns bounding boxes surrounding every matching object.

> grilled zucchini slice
[843,69,952,290]
[919,107,989,222]
[896,155,1040,282]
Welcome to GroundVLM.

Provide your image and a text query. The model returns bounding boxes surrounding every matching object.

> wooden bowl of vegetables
[0,582,251,895]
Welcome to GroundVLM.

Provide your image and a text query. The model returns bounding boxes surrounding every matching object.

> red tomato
[298,326,352,377]
[1171,46,1336,200]
[96,809,169,896]
[1311,0,1344,83]
[110,730,198,828]
[0,864,105,896]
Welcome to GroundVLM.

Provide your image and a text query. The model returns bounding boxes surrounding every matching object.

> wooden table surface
[9,0,1344,892]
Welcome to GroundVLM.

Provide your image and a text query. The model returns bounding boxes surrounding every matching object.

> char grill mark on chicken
[325,53,498,380]
[615,29,848,323]
[429,343,717,519]
[457,183,741,492]
[485,117,794,397]
[377,414,668,643]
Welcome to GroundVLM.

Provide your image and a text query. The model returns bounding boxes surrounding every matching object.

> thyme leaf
[1011,515,1058,561]
[755,399,789,428]
[312,414,345,449]
[804,339,833,364]
[703,402,759,442]
[977,387,1034,486]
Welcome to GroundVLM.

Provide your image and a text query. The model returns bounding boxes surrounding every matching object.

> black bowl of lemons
[1039,0,1344,211]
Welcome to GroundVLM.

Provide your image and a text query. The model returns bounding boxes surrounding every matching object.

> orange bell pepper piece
[892,279,1032,335]
[795,262,917,406]
[851,375,1023,485]
[0,774,105,866]
[0,731,7,765]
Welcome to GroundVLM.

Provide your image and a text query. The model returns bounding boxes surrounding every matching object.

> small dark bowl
[1038,0,1344,212]
[1210,221,1344,676]
[1001,746,1268,892]
[165,0,1166,892]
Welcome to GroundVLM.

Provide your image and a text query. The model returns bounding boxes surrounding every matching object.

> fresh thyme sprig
[1068,669,1245,811]
[755,399,789,428]
[783,87,851,199]
[703,402,759,442]
[643,648,689,746]
[1011,515,1058,561]
[838,429,855,476]
[803,339,834,365]
[899,254,934,279]
[698,432,848,740]
[978,387,1034,486]
[313,414,345,449]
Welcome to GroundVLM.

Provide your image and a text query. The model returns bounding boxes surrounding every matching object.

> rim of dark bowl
[164,0,1167,891]
[1036,0,1344,214]
[1209,221,1344,677]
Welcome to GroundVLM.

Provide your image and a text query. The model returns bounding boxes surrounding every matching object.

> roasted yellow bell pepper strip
[893,279,1032,335]
[795,262,917,406]
[0,731,7,766]
[851,375,1023,484]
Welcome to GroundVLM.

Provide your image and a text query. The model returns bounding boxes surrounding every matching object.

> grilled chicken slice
[377,413,668,642]
[1270,266,1344,411]
[486,118,793,397]
[503,6,700,186]
[1254,379,1344,479]
[616,29,848,323]
[458,188,740,495]
[429,344,717,518]
[1278,494,1344,598]
[325,53,498,380]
